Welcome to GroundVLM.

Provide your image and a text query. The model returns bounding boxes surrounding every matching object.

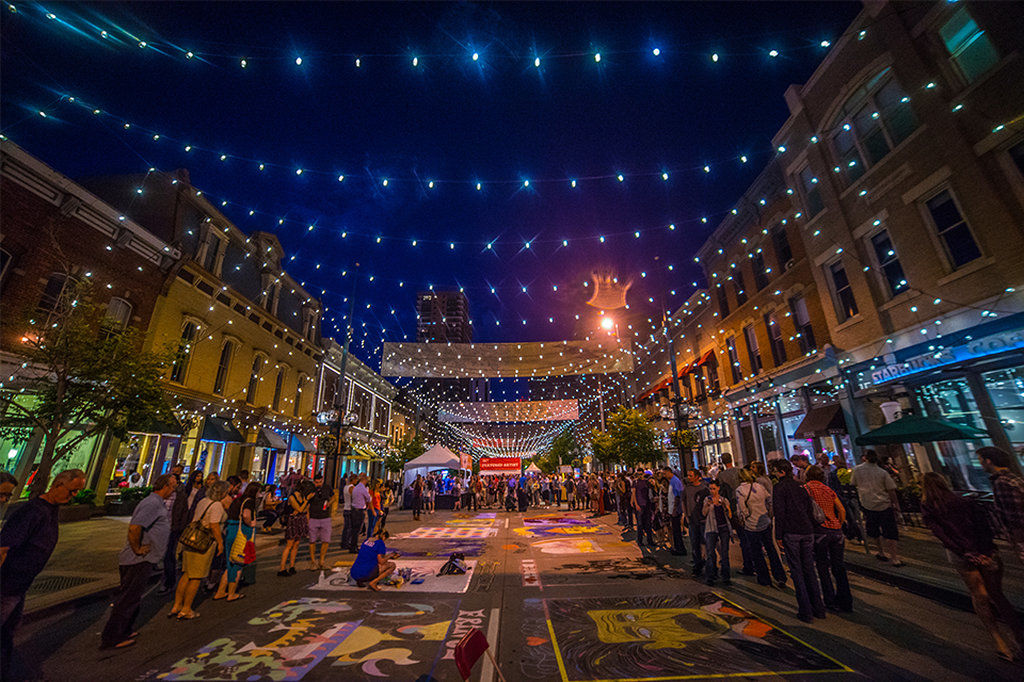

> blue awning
[290,433,316,452]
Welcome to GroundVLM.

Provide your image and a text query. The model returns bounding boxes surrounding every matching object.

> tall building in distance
[416,290,472,343]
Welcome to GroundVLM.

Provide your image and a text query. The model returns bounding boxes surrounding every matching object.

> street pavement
[10,506,1024,681]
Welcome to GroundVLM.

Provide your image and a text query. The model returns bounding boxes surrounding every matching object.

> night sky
[1,1,861,372]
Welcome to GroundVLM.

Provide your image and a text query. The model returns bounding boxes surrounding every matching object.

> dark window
[828,260,859,321]
[771,225,792,268]
[213,342,233,395]
[1010,140,1024,177]
[732,270,748,305]
[940,7,999,84]
[765,313,787,366]
[743,324,763,375]
[170,321,198,384]
[726,338,742,384]
[870,229,909,297]
[925,190,981,268]
[788,296,817,353]
[272,368,285,411]
[704,354,720,396]
[293,375,305,417]
[799,167,824,217]
[200,234,220,274]
[752,252,769,291]
[716,286,730,318]
[246,355,264,405]
[37,272,74,319]
[0,248,11,288]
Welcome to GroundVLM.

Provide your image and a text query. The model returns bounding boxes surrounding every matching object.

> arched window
[213,341,234,395]
[293,374,306,417]
[170,321,198,384]
[272,367,285,411]
[246,354,264,405]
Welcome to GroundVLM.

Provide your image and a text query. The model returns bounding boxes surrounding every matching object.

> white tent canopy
[525,462,542,473]
[403,445,462,488]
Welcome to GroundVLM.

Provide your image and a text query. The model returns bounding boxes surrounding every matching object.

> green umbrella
[855,415,988,445]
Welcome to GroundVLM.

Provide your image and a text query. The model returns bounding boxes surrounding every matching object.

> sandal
[212,594,227,601]
[177,612,200,620]
[890,560,906,567]
[875,554,889,562]
[101,638,136,650]
[226,593,245,602]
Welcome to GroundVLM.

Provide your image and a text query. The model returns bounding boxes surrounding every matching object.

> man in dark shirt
[684,469,709,576]
[307,472,335,571]
[632,471,656,549]
[770,459,825,622]
[1,468,85,678]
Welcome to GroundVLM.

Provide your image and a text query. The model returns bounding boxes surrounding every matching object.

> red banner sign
[478,457,521,475]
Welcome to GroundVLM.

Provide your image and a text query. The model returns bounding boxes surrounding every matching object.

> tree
[384,435,426,475]
[592,406,660,469]
[0,278,175,496]
[537,428,581,473]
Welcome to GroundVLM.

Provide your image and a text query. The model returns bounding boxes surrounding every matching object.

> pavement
[8,506,1024,681]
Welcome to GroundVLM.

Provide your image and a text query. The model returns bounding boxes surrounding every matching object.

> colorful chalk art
[521,593,850,680]
[310,560,476,593]
[514,512,611,539]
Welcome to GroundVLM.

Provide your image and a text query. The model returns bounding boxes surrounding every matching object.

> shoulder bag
[230,500,258,565]
[178,501,214,553]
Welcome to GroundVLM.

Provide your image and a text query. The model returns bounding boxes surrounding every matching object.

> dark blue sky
[1,1,861,369]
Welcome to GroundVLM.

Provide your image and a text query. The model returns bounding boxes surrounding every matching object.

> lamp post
[661,307,689,477]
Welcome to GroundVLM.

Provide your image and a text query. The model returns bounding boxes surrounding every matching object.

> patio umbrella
[854,415,988,445]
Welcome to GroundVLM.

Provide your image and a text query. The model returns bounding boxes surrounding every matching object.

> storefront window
[984,366,1024,452]
[920,377,992,490]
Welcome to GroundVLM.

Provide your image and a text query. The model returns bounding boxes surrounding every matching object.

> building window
[716,286,730,318]
[102,297,133,336]
[37,272,76,322]
[704,354,720,396]
[869,229,909,297]
[743,324,763,375]
[827,259,859,322]
[798,166,824,218]
[169,321,198,384]
[1010,139,1024,178]
[940,7,999,84]
[771,224,792,268]
[726,340,742,383]
[788,296,817,353]
[752,251,769,291]
[732,270,748,305]
[213,341,234,395]
[272,367,285,411]
[293,374,306,417]
[246,355,264,405]
[199,231,224,276]
[829,68,917,184]
[0,248,11,288]
[765,313,787,366]
[924,189,981,269]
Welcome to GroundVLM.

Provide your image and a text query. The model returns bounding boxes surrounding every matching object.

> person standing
[805,466,852,612]
[662,467,687,556]
[735,469,786,588]
[632,471,656,549]
[564,476,576,511]
[307,472,335,571]
[170,480,228,619]
[411,475,424,522]
[159,464,186,594]
[100,473,178,649]
[771,459,826,622]
[716,453,741,492]
[702,480,732,586]
[1,469,85,678]
[217,482,260,598]
[339,474,357,549]
[349,474,371,551]
[978,447,1024,564]
[921,472,1024,662]
[850,450,903,566]
[684,469,708,577]
[277,480,312,577]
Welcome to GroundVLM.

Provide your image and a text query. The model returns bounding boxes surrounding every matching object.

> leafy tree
[384,435,426,475]
[0,278,174,496]
[590,429,617,469]
[592,406,660,468]
[537,428,581,473]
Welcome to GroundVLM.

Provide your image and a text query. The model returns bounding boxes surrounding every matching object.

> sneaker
[155,586,172,596]
[277,570,289,577]
[287,566,297,575]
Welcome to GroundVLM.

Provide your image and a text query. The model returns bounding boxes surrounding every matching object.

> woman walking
[702,480,733,586]
[278,480,313,577]
[922,472,1024,662]
[214,483,259,601]
[170,480,228,620]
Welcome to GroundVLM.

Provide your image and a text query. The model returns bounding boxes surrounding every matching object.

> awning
[129,412,183,436]
[201,416,246,443]
[793,405,847,439]
[256,427,288,450]
[855,415,988,445]
[693,349,715,367]
[637,357,700,401]
[289,433,316,452]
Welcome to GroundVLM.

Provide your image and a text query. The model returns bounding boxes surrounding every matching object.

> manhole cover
[27,575,97,596]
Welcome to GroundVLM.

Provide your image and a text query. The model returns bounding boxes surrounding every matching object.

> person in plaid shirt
[979,447,1024,564]
[805,466,853,612]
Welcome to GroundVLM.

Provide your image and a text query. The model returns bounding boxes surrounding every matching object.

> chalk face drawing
[156,597,463,681]
[521,594,847,680]
[531,538,603,554]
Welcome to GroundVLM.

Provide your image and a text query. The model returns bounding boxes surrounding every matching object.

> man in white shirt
[850,450,902,566]
[347,474,371,553]
[340,474,357,553]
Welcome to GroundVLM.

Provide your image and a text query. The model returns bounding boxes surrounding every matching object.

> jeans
[782,533,826,619]
[163,529,181,589]
[744,527,787,585]
[704,528,731,581]
[367,510,379,539]
[348,508,366,551]
[340,509,353,550]
[688,517,705,569]
[669,514,686,553]
[617,494,628,526]
[635,505,655,546]
[814,528,852,610]
[738,526,755,573]
[1,593,25,680]
[101,561,153,647]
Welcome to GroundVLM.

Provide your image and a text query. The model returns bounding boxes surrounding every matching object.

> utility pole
[330,263,359,489]
[663,304,689,477]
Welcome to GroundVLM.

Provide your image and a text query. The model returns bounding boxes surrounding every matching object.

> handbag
[230,501,257,565]
[810,497,827,525]
[178,502,214,553]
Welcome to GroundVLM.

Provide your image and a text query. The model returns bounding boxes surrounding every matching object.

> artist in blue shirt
[350,529,399,591]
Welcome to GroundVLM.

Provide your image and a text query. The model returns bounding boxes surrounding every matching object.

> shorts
[308,517,332,543]
[353,564,380,585]
[863,507,898,540]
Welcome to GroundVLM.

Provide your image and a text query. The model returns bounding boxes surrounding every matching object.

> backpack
[178,501,214,553]
[438,552,468,576]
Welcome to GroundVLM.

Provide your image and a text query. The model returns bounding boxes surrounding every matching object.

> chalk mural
[156,597,476,681]
[310,560,476,594]
[394,526,497,539]
[531,538,603,554]
[521,594,847,680]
